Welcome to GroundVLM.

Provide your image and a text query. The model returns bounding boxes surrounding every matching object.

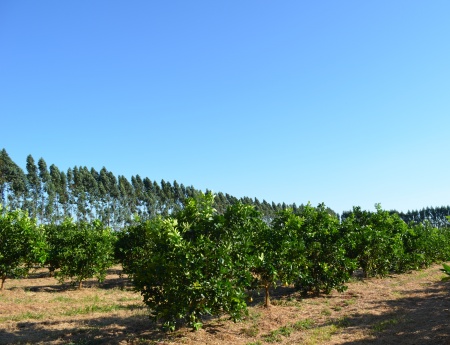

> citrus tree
[296,203,355,295]
[403,220,450,270]
[341,205,406,277]
[0,206,47,290]
[115,216,154,276]
[53,218,116,289]
[129,193,258,330]
[43,222,65,276]
[253,208,306,307]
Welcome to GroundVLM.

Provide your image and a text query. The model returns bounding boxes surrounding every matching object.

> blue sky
[1,1,449,214]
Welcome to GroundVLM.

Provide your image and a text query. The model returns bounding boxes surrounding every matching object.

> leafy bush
[115,216,154,276]
[296,203,355,295]
[0,206,47,290]
[441,263,450,276]
[51,218,116,289]
[253,208,305,306]
[340,205,406,277]
[129,193,256,330]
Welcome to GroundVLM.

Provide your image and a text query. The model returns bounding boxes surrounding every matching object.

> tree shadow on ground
[0,285,301,344]
[336,278,450,344]
[0,313,176,345]
[21,269,133,292]
[2,274,449,344]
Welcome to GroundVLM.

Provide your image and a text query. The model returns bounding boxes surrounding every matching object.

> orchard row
[1,193,450,330]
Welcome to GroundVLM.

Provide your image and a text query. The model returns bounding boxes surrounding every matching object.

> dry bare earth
[0,264,449,345]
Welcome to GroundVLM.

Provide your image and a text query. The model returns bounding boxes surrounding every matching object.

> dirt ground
[0,264,449,345]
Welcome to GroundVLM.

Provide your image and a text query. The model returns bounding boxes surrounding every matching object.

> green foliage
[253,208,305,307]
[128,193,256,330]
[338,204,450,277]
[441,263,450,276]
[114,216,154,275]
[296,203,355,294]
[43,223,65,274]
[0,206,47,290]
[340,205,407,277]
[401,221,450,270]
[51,218,116,288]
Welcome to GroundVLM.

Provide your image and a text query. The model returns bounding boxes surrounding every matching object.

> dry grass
[1,264,449,344]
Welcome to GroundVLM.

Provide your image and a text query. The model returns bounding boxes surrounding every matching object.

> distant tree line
[342,206,450,229]
[0,149,320,228]
[2,148,449,228]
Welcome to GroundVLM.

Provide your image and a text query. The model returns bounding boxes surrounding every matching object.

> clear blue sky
[1,1,449,214]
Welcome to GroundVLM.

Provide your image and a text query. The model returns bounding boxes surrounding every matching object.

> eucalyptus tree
[160,179,174,215]
[82,166,99,221]
[143,177,158,218]
[97,168,120,227]
[58,170,70,219]
[7,165,26,211]
[26,154,40,218]
[37,157,55,223]
[172,180,184,213]
[117,175,135,226]
[398,206,450,229]
[109,171,121,227]
[88,167,102,220]
[225,193,238,206]
[185,185,197,199]
[97,167,111,224]
[0,149,26,210]
[0,149,12,206]
[70,167,87,221]
[214,192,229,214]
[66,168,75,218]
[131,175,146,218]
[260,199,275,223]
[180,183,187,199]
[49,164,63,222]
[152,180,163,215]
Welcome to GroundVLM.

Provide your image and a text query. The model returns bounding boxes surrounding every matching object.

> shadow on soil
[21,268,134,292]
[1,273,449,344]
[335,278,450,345]
[0,313,173,345]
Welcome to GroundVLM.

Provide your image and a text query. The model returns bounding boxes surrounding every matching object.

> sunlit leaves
[0,206,47,290]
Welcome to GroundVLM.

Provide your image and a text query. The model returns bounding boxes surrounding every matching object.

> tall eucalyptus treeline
[2,148,449,229]
[0,149,309,228]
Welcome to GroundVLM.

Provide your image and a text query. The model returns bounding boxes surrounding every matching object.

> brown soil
[0,264,449,344]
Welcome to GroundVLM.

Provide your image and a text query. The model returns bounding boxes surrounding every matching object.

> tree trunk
[1,275,6,291]
[264,284,270,308]
[78,280,83,289]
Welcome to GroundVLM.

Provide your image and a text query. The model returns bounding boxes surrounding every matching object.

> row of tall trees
[0,149,320,228]
[1,149,449,228]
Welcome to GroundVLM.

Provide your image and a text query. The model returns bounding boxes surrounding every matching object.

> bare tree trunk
[264,284,270,308]
[1,274,6,291]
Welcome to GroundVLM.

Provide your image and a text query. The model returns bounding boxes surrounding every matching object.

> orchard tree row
[2,193,450,330]
[0,149,317,228]
[0,205,115,291]
[117,193,450,330]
